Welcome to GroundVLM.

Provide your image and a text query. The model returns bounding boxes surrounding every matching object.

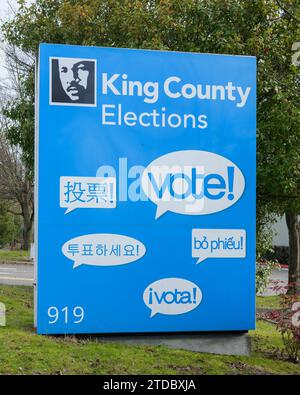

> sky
[0,0,18,84]
[0,0,15,15]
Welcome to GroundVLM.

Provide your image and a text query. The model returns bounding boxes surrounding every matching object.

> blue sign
[35,43,256,334]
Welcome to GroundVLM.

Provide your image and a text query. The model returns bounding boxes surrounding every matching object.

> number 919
[47,306,84,324]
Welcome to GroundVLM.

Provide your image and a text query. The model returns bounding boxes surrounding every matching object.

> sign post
[35,44,256,334]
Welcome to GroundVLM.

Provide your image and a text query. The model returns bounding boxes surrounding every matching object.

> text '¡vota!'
[101,73,252,108]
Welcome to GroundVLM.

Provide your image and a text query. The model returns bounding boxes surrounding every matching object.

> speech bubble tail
[196,257,206,264]
[72,261,81,269]
[64,206,76,215]
[155,206,168,220]
[150,310,158,318]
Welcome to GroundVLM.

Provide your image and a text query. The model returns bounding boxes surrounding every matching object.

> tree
[0,126,33,250]
[286,212,300,293]
[0,200,21,248]
[1,43,35,178]
[1,0,300,279]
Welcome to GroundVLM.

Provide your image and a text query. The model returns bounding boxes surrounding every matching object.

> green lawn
[0,250,30,262]
[0,286,299,375]
[256,295,281,309]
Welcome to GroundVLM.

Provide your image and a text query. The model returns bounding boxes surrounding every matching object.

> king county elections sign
[35,43,256,334]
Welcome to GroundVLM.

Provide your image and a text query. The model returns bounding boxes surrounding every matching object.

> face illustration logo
[50,57,96,106]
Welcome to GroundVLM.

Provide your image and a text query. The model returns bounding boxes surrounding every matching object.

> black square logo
[50,57,96,106]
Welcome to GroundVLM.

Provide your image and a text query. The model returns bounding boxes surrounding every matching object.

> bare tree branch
[275,0,300,23]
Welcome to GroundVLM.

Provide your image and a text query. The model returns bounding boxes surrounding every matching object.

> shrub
[256,260,280,295]
[277,292,300,363]
[264,246,289,266]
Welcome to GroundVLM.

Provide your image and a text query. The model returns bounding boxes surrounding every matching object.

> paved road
[0,263,34,286]
[262,267,288,296]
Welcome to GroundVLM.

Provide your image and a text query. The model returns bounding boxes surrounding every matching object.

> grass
[256,295,281,309]
[0,250,30,262]
[0,286,299,375]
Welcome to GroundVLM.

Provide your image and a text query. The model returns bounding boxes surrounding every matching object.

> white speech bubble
[60,176,116,214]
[62,234,146,268]
[192,229,246,264]
[141,150,245,219]
[143,278,202,318]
